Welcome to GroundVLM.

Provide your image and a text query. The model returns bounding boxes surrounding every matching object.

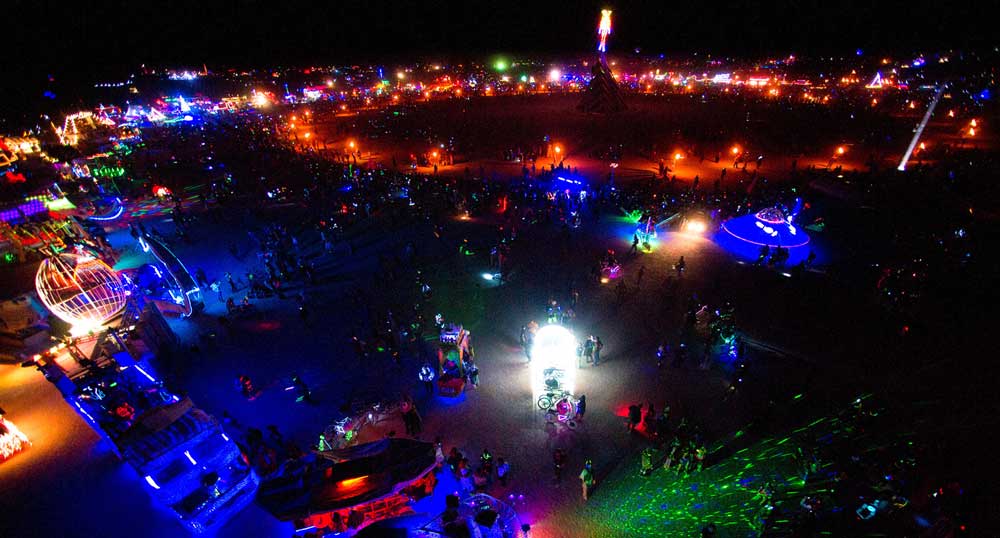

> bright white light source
[530,325,578,398]
[684,220,707,234]
[548,68,562,82]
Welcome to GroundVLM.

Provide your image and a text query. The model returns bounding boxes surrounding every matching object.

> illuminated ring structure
[35,253,128,331]
[721,207,810,248]
[139,233,203,317]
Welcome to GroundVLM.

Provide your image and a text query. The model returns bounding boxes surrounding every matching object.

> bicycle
[537,389,571,411]
[543,395,579,429]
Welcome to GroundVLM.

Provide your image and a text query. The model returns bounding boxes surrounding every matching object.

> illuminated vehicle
[257,438,438,536]
[24,346,257,532]
[530,325,578,414]
[419,493,524,538]
[437,323,473,397]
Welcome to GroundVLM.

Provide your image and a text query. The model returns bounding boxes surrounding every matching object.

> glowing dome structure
[35,252,128,333]
[721,206,810,248]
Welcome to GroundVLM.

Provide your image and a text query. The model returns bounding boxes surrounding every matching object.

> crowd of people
[56,93,988,536]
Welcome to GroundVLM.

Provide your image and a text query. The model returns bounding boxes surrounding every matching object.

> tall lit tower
[597,9,613,54]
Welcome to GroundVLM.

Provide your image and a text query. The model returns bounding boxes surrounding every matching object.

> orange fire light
[338,475,369,489]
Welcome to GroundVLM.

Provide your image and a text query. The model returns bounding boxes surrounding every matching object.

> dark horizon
[5,0,993,129]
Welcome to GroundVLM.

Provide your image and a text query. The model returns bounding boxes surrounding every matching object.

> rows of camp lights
[248,58,859,110]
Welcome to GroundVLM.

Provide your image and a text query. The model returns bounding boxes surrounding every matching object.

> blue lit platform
[714,206,816,266]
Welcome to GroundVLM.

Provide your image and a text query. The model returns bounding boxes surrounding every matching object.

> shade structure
[35,252,128,331]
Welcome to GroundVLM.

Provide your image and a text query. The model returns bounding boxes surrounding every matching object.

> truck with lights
[26,337,257,533]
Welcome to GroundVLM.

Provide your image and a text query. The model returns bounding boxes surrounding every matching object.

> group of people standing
[440,443,513,495]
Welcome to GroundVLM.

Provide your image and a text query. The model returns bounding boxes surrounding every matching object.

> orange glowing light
[731,146,740,155]
[554,145,562,154]
[338,475,369,489]
[970,119,977,127]
[673,152,683,160]
[918,142,926,150]
[968,127,976,136]
[836,146,845,155]
[431,151,439,158]
[304,132,311,139]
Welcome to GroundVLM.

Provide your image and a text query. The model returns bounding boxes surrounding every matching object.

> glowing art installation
[35,252,128,333]
[721,206,809,248]
[530,324,578,398]
[0,415,30,461]
[597,9,612,53]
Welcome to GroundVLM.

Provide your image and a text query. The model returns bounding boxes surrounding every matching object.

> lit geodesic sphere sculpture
[35,253,127,333]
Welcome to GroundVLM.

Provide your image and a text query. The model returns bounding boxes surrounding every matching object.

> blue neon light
[90,198,125,221]
[74,401,98,424]
[555,176,583,186]
[133,365,157,383]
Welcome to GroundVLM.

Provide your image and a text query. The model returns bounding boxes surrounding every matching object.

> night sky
[4,0,991,127]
